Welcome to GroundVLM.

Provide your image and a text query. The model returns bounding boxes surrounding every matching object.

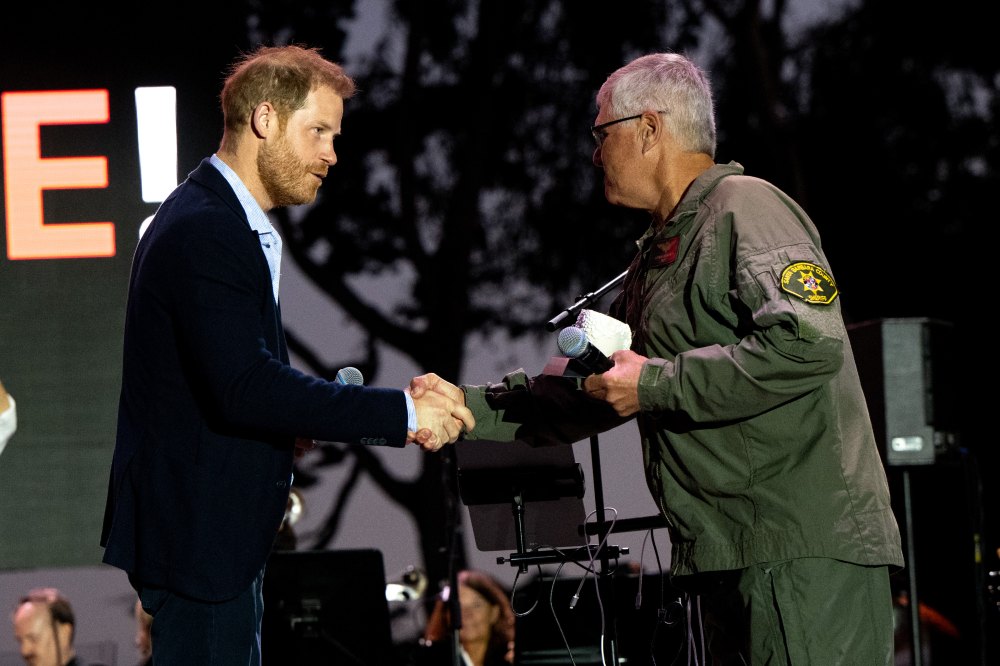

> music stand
[261,548,393,666]
[456,439,626,571]
[456,439,583,568]
[455,435,631,666]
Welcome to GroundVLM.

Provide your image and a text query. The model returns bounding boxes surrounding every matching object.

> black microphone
[557,326,613,374]
[334,366,364,385]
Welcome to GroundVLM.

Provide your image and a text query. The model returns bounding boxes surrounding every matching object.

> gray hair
[596,52,716,157]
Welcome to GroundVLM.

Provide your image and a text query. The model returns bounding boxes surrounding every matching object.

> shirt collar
[209,154,276,235]
[635,161,745,247]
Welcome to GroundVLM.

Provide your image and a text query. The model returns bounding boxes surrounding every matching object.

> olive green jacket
[462,162,904,578]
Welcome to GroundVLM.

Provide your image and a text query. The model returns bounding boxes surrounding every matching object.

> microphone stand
[543,270,629,665]
[441,446,465,666]
[545,270,627,331]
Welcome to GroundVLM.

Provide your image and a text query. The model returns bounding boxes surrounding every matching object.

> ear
[640,110,663,154]
[250,102,276,139]
[57,622,73,651]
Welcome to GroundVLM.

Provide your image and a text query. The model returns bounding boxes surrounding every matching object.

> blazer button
[378,437,386,445]
[276,480,286,489]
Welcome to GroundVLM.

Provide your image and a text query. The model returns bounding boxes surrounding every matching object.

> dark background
[1,1,996,663]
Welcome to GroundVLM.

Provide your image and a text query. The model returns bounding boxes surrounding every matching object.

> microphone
[307,367,364,452]
[335,366,364,385]
[557,326,613,374]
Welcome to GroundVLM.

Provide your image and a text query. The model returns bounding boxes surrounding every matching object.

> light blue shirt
[208,155,417,433]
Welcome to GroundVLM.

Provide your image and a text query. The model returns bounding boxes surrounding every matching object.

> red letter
[2,89,114,260]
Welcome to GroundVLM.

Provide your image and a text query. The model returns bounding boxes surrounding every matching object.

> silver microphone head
[335,366,364,385]
[557,326,588,358]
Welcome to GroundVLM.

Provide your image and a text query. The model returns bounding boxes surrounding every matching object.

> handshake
[405,373,473,453]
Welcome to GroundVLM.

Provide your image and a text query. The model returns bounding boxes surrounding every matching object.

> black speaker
[847,317,957,466]
[261,549,393,666]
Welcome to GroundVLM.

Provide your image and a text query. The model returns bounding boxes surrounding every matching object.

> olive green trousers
[688,558,895,665]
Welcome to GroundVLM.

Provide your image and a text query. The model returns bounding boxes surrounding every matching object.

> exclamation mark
[134,86,177,237]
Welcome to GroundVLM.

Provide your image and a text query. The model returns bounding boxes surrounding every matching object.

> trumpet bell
[385,565,428,602]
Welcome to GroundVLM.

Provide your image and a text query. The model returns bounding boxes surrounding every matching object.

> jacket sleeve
[161,202,407,446]
[462,369,627,446]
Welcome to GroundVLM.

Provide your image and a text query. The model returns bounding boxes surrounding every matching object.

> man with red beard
[100,44,473,665]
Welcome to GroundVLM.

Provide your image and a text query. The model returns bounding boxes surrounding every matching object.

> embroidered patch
[780,261,838,304]
[650,237,680,268]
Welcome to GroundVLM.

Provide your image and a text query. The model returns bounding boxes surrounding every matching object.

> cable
[571,507,617,666]
[695,594,706,666]
[636,530,649,609]
[530,506,620,666]
[548,562,578,666]
[510,563,542,618]
[636,527,673,666]
[958,444,990,666]
[684,595,691,666]
[569,507,618,610]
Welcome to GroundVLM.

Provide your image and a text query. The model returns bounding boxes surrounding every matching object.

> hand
[408,428,439,452]
[407,373,473,452]
[0,379,8,414]
[406,377,475,452]
[582,349,646,417]
[293,437,318,461]
[408,372,465,403]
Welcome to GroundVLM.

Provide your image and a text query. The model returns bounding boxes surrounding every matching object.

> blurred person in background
[420,570,515,666]
[132,598,151,666]
[10,588,100,666]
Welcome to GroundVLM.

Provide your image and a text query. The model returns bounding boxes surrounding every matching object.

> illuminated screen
[0,62,214,568]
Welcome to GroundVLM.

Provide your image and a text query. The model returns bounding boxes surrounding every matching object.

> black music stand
[451,269,631,664]
[261,549,393,666]
[456,439,594,568]
[455,438,630,665]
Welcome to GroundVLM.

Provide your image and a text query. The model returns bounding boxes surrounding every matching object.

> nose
[592,145,603,168]
[320,138,336,166]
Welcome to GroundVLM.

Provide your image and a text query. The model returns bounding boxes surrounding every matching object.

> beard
[257,132,322,207]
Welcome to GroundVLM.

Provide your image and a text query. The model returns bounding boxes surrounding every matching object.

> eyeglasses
[590,111,667,148]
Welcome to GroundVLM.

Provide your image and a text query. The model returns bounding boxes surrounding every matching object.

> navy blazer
[101,159,407,602]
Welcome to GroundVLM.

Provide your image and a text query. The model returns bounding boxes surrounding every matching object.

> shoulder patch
[780,261,838,304]
[651,237,680,268]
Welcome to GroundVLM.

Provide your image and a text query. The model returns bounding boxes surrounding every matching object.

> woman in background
[422,570,515,666]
